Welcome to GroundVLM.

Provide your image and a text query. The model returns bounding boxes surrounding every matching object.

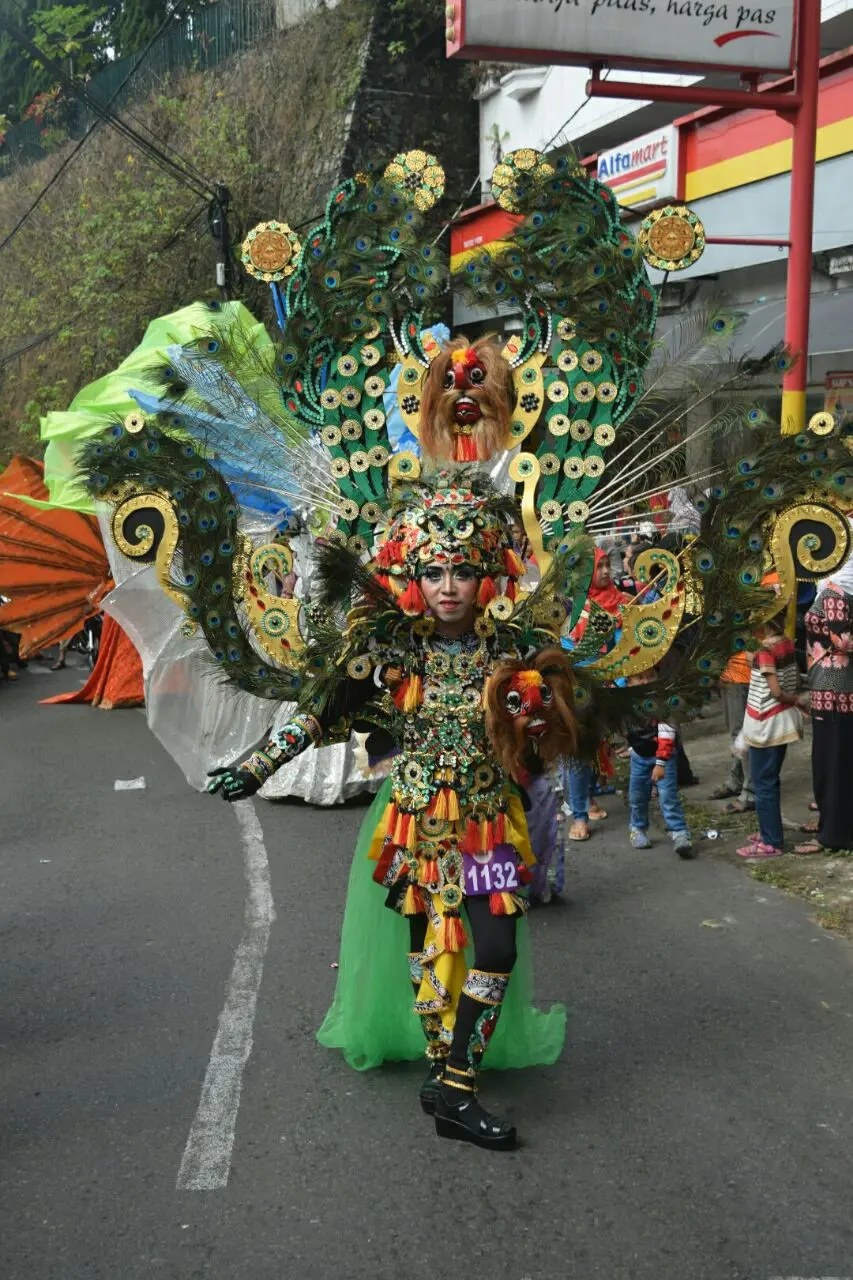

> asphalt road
[3,662,853,1280]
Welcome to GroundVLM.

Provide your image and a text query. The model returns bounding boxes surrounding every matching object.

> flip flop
[588,805,607,821]
[568,820,590,842]
[793,840,823,855]
[808,801,819,812]
[723,799,755,814]
[799,820,820,834]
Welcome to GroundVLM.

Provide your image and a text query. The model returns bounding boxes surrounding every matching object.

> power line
[0,12,213,198]
[541,71,610,154]
[0,9,181,258]
[0,197,208,371]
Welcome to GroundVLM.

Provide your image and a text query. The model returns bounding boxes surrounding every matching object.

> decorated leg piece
[408,951,449,1115]
[434,969,516,1151]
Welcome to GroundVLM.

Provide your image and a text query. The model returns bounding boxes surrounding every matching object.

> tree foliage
[0,0,60,118]
[29,4,110,78]
[0,0,478,463]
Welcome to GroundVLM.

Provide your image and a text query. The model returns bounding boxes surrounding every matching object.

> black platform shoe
[433,1087,516,1151]
[419,1061,445,1115]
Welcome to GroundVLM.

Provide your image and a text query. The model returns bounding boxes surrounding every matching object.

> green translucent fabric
[317,780,567,1072]
[38,301,272,512]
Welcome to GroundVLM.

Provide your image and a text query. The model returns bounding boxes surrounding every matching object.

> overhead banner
[447,0,797,75]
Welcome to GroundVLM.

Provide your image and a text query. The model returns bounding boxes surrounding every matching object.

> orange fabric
[42,615,143,709]
[0,455,111,657]
[721,652,751,684]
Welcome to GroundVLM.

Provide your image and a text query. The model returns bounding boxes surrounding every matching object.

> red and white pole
[781,0,822,436]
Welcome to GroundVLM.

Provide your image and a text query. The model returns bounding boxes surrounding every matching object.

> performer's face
[421,562,478,628]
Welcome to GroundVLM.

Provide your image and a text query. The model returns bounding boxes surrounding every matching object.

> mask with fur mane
[485,648,579,784]
[419,336,514,463]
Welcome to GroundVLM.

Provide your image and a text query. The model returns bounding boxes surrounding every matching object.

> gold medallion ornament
[241,221,302,282]
[638,206,706,273]
[490,149,555,214]
[383,150,445,211]
[124,411,145,434]
[809,410,836,437]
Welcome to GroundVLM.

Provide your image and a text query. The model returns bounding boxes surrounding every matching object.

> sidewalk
[677,699,853,937]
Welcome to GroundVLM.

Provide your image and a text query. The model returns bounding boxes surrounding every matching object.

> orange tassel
[477,575,497,608]
[402,673,422,712]
[399,577,426,616]
[376,540,404,568]
[387,576,404,597]
[384,802,399,840]
[392,679,409,711]
[489,891,507,916]
[402,884,424,915]
[393,811,410,846]
[439,913,467,953]
[494,812,506,843]
[406,817,418,851]
[374,573,392,594]
[503,547,525,577]
[421,858,439,885]
[454,435,479,463]
[480,819,495,852]
[505,579,518,602]
[393,675,423,713]
[444,788,460,822]
[429,788,448,820]
[461,819,481,854]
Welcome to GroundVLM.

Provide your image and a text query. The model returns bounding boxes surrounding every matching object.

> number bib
[462,844,520,897]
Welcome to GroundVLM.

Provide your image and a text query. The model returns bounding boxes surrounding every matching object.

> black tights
[409,898,517,1073]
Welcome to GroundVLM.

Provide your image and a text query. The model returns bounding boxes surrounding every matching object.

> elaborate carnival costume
[76,146,853,1149]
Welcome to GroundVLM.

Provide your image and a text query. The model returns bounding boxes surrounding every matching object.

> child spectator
[625,671,694,858]
[737,616,807,859]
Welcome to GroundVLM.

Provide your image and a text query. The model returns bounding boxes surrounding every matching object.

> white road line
[176,801,276,1191]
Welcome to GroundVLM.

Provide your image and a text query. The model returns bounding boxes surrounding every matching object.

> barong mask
[485,649,579,782]
[418,338,514,463]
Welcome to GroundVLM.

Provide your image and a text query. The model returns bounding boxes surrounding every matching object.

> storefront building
[461,3,853,419]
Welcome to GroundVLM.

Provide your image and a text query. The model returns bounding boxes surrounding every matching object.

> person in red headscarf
[569,548,630,647]
[565,550,630,840]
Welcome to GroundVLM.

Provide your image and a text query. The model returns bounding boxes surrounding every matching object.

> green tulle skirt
[317,780,567,1071]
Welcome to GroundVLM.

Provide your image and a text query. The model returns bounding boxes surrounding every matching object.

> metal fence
[0,0,277,173]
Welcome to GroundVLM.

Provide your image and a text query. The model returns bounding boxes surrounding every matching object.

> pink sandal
[737,837,783,859]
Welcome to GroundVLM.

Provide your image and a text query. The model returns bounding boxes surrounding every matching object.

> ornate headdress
[372,474,524,616]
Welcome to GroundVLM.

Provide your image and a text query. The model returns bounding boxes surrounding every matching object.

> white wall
[478,67,697,181]
[274,0,340,30]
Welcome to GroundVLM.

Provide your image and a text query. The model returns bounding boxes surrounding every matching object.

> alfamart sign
[447,0,796,74]
[597,124,680,209]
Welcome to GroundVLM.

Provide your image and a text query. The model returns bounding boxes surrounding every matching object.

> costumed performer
[208,475,576,1151]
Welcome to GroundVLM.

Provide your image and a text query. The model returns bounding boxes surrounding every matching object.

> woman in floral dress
[796,557,853,853]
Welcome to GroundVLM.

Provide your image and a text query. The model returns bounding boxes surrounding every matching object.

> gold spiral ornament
[233,537,306,663]
[111,490,188,620]
[770,501,853,616]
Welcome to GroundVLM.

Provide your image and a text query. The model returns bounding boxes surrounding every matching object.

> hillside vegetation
[0,0,474,463]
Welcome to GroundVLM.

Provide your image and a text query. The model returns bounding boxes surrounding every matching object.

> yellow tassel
[402,673,422,713]
[406,817,418,851]
[402,884,421,915]
[383,802,398,838]
[430,788,448,821]
[445,788,460,822]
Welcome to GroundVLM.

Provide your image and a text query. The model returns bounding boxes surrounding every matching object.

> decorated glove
[206,768,263,801]
[206,715,321,802]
